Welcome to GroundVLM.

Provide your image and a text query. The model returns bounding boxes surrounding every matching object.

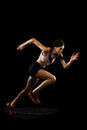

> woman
[6,38,80,115]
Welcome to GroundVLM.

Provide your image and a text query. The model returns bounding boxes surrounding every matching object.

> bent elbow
[62,65,68,69]
[31,38,39,45]
[31,38,35,42]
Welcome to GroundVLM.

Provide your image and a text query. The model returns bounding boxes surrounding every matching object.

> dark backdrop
[1,24,81,110]
[0,2,84,126]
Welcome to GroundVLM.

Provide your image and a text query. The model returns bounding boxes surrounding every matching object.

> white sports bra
[37,51,56,67]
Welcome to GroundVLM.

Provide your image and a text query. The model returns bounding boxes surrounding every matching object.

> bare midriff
[36,60,48,68]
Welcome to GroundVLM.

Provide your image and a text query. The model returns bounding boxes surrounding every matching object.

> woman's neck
[50,49,57,59]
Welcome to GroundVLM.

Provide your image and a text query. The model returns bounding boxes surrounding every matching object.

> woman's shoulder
[42,47,51,55]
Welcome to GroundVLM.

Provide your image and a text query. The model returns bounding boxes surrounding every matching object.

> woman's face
[55,45,65,55]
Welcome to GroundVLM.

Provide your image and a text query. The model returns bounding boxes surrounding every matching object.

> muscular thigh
[35,69,55,80]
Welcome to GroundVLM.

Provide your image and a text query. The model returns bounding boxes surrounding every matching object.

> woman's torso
[37,51,56,68]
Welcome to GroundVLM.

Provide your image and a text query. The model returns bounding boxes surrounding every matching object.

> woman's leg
[6,76,39,115]
[10,76,38,107]
[27,78,41,104]
[33,69,56,94]
[28,69,56,104]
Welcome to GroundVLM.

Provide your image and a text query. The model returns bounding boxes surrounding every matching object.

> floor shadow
[3,105,64,120]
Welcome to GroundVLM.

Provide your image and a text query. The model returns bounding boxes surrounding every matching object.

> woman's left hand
[70,52,80,61]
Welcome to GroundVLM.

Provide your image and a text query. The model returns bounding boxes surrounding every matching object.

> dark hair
[49,39,65,62]
[50,39,65,54]
[52,39,65,48]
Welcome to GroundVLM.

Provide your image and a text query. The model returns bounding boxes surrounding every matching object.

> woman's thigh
[35,69,56,80]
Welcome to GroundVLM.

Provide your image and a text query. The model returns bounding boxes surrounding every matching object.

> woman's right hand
[16,44,25,51]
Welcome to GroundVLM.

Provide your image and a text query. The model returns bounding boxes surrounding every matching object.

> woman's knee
[50,75,56,83]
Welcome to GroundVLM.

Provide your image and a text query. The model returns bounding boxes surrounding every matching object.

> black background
[0,1,85,128]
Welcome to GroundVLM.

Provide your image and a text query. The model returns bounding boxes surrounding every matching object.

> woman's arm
[60,52,80,69]
[16,38,49,52]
